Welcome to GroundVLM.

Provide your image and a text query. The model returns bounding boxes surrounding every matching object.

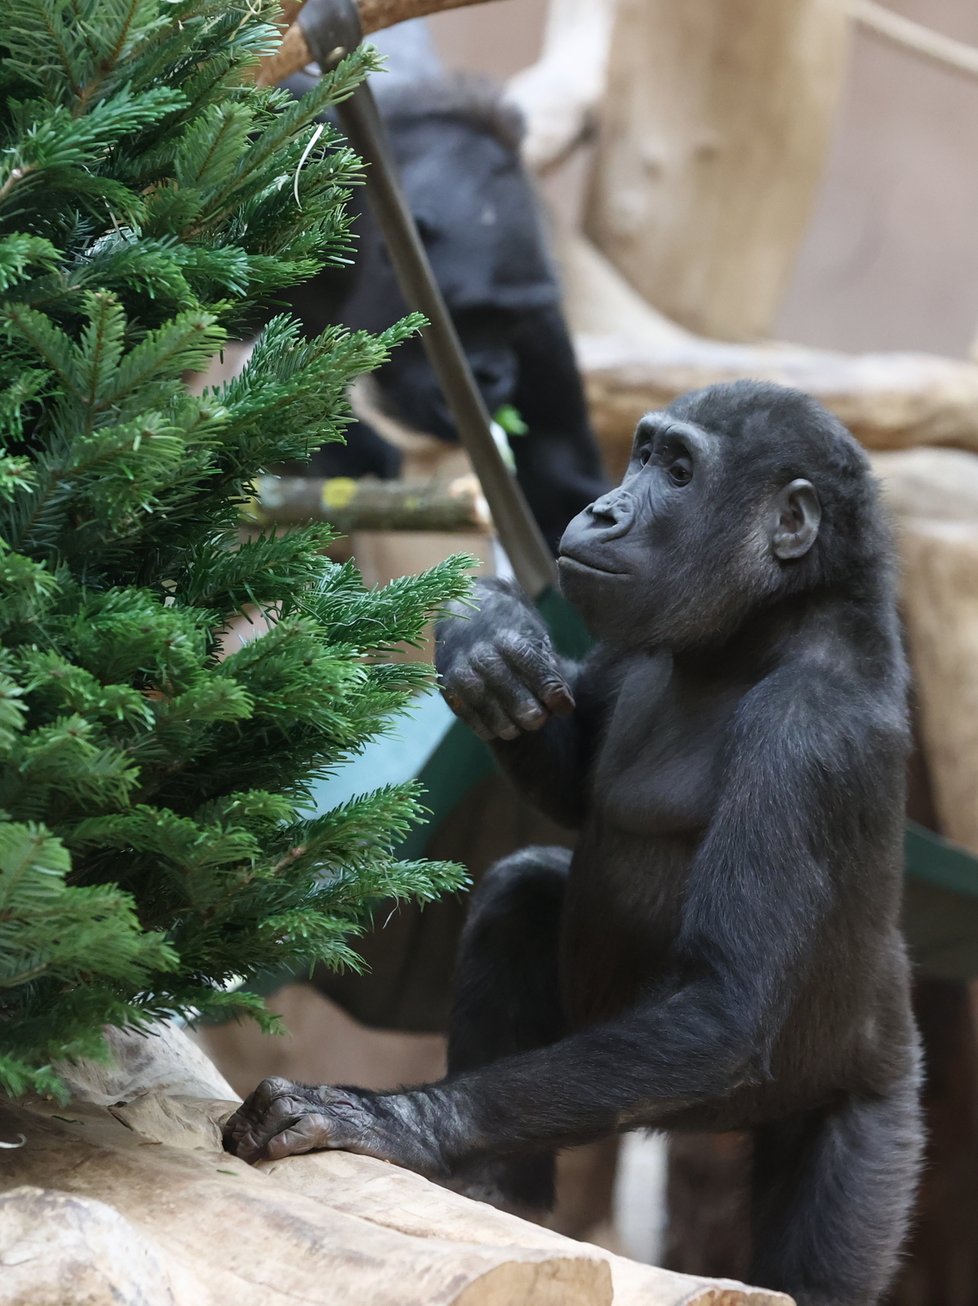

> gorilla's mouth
[558,554,629,578]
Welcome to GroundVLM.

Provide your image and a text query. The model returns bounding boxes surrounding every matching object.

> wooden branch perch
[557,234,978,467]
[256,0,497,87]
[245,474,491,532]
[358,0,492,28]
[579,334,978,470]
[0,1025,793,1306]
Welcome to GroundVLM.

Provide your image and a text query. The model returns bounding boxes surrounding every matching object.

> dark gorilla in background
[281,38,607,552]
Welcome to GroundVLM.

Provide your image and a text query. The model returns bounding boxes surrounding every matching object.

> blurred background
[433,0,978,356]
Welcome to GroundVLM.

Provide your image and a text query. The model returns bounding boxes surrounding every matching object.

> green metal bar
[905,820,978,895]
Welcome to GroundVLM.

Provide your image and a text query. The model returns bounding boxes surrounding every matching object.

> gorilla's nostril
[589,491,633,521]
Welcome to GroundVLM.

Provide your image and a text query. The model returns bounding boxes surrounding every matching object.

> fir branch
[0,234,61,291]
[0,86,185,217]
[0,0,474,1094]
[0,820,175,989]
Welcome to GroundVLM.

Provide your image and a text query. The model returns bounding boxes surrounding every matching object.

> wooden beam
[578,333,978,472]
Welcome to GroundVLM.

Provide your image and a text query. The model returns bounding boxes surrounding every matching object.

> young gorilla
[226,381,923,1306]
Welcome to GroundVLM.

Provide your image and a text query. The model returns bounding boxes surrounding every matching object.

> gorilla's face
[558,390,824,650]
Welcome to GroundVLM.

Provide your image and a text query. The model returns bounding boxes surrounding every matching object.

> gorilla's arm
[224,675,843,1170]
[434,577,594,827]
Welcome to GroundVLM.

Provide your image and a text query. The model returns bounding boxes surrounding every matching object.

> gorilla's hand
[223,1078,380,1164]
[435,578,574,741]
[223,1077,450,1176]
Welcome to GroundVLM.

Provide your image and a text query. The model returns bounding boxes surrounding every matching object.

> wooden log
[53,1019,237,1107]
[0,1102,612,1306]
[7,1032,610,1306]
[859,449,978,855]
[556,235,978,464]
[897,520,978,856]
[0,1025,792,1306]
[261,1143,789,1306]
[245,473,490,532]
[582,0,851,341]
[872,448,978,525]
[577,333,978,473]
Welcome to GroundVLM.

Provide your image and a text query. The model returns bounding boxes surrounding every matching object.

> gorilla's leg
[749,1073,923,1306]
[445,845,571,1213]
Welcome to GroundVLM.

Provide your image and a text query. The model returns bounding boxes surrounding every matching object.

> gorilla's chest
[590,656,739,836]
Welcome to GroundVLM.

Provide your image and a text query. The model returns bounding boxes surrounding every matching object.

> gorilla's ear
[769,478,821,560]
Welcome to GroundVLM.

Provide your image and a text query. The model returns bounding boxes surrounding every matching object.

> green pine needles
[0,0,473,1098]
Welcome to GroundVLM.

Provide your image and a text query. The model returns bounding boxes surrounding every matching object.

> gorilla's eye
[667,458,692,487]
[659,440,692,486]
[639,446,653,467]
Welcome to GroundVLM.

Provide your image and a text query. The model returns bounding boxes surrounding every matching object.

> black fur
[225,382,923,1306]
[279,70,607,551]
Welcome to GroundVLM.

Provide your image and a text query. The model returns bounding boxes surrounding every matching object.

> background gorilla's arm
[303,418,403,479]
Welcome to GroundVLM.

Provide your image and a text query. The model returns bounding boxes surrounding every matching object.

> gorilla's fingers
[497,633,575,717]
[471,683,524,741]
[223,1075,291,1156]
[224,1077,343,1164]
[442,667,508,740]
[469,644,548,733]
[260,1112,333,1162]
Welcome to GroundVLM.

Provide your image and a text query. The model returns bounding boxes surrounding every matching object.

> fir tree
[0,0,472,1098]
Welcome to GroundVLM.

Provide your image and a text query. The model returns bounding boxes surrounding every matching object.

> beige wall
[429,0,978,358]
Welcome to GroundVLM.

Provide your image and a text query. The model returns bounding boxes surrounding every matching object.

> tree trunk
[583,0,851,340]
